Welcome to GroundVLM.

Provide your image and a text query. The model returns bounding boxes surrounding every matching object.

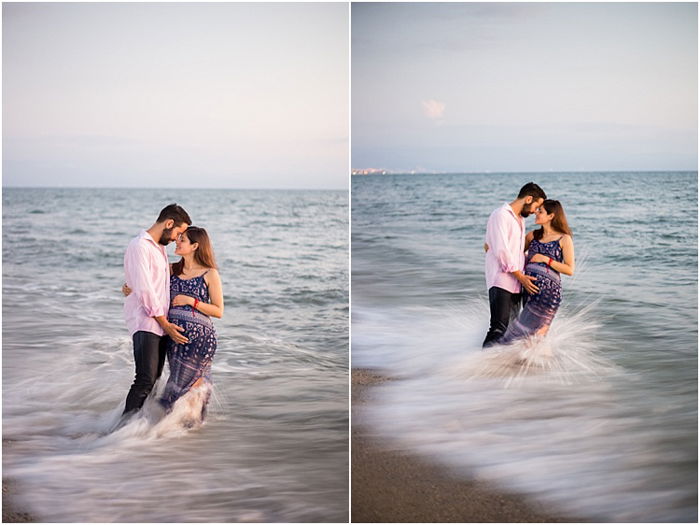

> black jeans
[122,331,167,415]
[482,286,522,348]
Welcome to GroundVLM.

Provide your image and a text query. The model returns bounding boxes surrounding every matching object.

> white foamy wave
[353,299,694,522]
[3,381,238,522]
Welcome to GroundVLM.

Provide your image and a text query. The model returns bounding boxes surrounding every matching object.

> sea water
[351,171,697,522]
[3,187,348,522]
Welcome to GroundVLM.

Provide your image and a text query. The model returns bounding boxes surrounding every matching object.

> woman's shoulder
[203,267,220,282]
[558,234,573,245]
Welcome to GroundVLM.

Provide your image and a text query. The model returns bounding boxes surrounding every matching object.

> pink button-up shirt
[484,203,526,294]
[123,230,170,337]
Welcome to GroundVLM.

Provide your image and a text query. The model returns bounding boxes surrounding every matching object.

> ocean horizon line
[2,185,347,192]
[352,169,697,176]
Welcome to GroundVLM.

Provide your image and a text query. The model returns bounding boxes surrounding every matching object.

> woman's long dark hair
[533,200,573,240]
[172,226,218,276]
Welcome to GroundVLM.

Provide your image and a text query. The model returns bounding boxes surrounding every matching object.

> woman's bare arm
[549,235,575,276]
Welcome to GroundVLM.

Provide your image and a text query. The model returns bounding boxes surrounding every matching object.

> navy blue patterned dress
[500,237,564,344]
[159,271,217,418]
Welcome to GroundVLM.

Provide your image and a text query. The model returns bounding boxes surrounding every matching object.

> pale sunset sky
[3,3,349,189]
[352,2,698,173]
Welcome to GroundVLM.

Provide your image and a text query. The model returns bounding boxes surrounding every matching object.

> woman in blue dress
[124,226,223,421]
[160,226,223,420]
[499,200,575,344]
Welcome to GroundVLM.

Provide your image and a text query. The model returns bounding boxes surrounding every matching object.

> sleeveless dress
[159,271,217,418]
[499,237,564,344]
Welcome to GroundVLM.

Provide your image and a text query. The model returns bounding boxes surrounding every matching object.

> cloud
[422,99,446,120]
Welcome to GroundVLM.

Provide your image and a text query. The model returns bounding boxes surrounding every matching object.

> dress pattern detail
[160,271,217,419]
[500,237,564,344]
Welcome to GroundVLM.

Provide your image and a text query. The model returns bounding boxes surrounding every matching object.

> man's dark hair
[156,203,192,226]
[517,182,547,201]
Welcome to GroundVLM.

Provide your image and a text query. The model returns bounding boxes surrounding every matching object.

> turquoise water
[352,171,697,522]
[3,187,348,522]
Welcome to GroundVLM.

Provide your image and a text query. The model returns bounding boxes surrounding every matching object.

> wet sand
[351,368,580,523]
[2,480,34,523]
[3,440,35,523]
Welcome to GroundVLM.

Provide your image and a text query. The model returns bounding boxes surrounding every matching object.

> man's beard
[520,202,537,217]
[158,227,173,245]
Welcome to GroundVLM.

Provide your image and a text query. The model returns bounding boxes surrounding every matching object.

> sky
[3,3,348,189]
[352,2,698,173]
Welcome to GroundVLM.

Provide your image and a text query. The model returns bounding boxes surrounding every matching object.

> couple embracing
[483,182,575,348]
[121,204,224,424]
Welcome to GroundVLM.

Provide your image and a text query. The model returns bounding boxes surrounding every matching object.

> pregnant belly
[526,262,560,278]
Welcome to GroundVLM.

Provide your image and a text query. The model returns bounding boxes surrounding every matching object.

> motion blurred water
[3,187,348,522]
[352,171,697,522]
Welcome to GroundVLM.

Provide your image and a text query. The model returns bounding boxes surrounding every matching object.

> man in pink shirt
[483,182,546,348]
[122,203,192,416]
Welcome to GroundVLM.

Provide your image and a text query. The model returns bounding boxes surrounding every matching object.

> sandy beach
[351,368,581,523]
[2,481,34,523]
[3,440,33,523]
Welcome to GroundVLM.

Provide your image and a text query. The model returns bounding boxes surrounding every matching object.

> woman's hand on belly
[172,294,195,307]
[529,253,549,265]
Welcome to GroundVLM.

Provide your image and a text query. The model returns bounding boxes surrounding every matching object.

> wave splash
[4,381,225,522]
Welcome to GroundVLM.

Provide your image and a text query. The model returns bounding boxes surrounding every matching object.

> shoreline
[2,480,35,523]
[3,440,35,523]
[351,368,581,523]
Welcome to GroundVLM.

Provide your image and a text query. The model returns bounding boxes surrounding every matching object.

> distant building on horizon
[352,168,444,175]
[352,168,389,175]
